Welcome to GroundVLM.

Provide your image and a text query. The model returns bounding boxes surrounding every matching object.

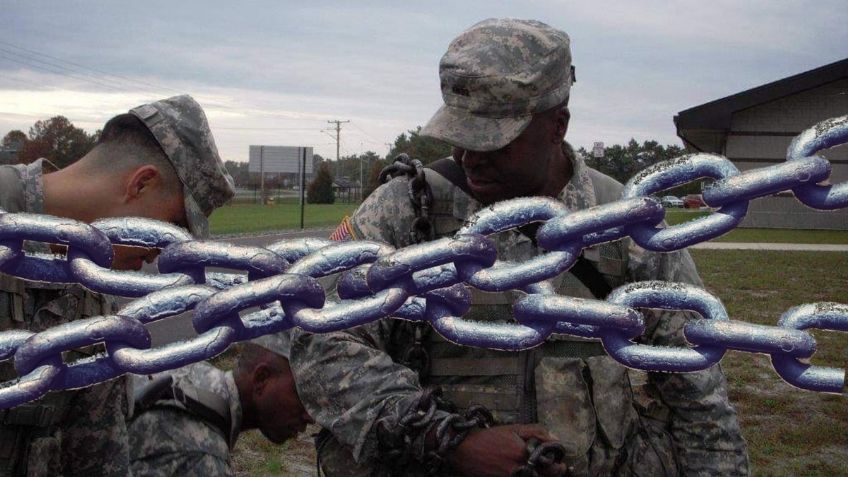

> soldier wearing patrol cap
[128,333,313,476]
[0,94,234,475]
[295,18,750,476]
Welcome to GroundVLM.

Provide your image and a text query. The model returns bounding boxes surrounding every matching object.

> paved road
[144,228,846,345]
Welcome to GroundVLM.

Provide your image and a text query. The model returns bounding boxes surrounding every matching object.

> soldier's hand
[448,424,567,477]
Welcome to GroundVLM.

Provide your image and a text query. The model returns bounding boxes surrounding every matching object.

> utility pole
[259,145,265,205]
[327,119,349,177]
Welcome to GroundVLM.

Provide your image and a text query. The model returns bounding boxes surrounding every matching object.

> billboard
[248,146,314,174]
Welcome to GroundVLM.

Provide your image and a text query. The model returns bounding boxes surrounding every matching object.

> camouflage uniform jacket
[290,146,749,476]
[0,159,131,476]
[129,362,242,477]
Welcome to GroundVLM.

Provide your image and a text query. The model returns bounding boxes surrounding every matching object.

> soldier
[0,94,234,475]
[128,334,313,476]
[292,19,750,476]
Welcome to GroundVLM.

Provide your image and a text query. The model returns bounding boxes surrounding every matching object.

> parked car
[684,194,706,208]
[661,195,684,207]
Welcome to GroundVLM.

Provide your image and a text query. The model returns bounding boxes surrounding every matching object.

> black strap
[426,157,613,299]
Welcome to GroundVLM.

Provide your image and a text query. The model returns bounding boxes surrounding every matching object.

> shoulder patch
[329,215,358,242]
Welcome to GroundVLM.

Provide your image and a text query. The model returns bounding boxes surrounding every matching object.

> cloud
[1,0,845,160]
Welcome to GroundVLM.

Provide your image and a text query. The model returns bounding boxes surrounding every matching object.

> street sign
[592,142,605,158]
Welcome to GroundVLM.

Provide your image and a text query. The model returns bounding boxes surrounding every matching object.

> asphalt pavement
[690,242,848,251]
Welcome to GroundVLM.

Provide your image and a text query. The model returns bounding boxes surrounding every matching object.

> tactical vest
[0,162,117,476]
[396,166,650,475]
[0,277,115,476]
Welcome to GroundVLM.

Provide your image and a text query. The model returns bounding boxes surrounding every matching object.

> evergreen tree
[307,162,335,204]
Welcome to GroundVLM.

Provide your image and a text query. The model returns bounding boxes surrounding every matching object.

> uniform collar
[20,158,58,214]
[556,142,598,212]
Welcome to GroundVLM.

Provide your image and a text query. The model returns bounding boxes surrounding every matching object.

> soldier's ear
[554,106,570,143]
[124,165,161,202]
[252,363,273,395]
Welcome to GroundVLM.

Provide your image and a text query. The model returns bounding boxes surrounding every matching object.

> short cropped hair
[86,114,182,193]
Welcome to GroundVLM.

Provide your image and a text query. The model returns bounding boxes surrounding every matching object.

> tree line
[2,116,99,169]
[2,116,700,203]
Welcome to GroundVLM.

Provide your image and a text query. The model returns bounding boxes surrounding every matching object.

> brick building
[675,58,848,230]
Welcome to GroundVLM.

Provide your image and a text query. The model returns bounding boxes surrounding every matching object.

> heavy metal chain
[380,153,435,378]
[378,152,436,244]
[376,388,494,474]
[0,116,846,409]
[510,438,568,477]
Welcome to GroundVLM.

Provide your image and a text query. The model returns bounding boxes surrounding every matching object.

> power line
[0,72,57,90]
[0,51,131,93]
[0,47,130,92]
[349,121,385,146]
[215,127,322,131]
[0,40,182,96]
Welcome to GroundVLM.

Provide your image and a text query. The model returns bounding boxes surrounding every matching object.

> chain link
[379,153,437,378]
[0,116,846,408]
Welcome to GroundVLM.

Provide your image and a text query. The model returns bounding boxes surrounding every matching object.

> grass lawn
[208,204,848,244]
[665,209,848,244]
[218,248,847,476]
[209,201,359,235]
[690,249,848,476]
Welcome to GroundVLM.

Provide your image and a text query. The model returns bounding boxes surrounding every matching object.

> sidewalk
[691,242,848,251]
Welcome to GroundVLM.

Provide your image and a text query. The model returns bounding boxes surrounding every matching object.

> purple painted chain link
[0,116,845,408]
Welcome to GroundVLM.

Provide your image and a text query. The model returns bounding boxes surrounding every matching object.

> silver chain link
[0,115,846,408]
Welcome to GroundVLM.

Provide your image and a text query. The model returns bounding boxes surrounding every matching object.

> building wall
[723,78,848,229]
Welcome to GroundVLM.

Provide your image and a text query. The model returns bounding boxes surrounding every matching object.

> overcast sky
[1,1,846,162]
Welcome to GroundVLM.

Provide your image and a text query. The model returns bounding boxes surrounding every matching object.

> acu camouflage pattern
[129,94,235,238]
[129,362,242,477]
[0,160,131,477]
[290,146,750,476]
[421,18,573,152]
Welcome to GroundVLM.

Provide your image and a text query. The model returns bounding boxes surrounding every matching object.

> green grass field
[220,248,848,476]
[209,204,848,244]
[209,201,359,235]
[690,250,848,476]
[664,209,848,244]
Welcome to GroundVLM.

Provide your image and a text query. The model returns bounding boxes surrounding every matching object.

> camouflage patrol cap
[421,18,573,152]
[251,332,292,359]
[130,94,235,238]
